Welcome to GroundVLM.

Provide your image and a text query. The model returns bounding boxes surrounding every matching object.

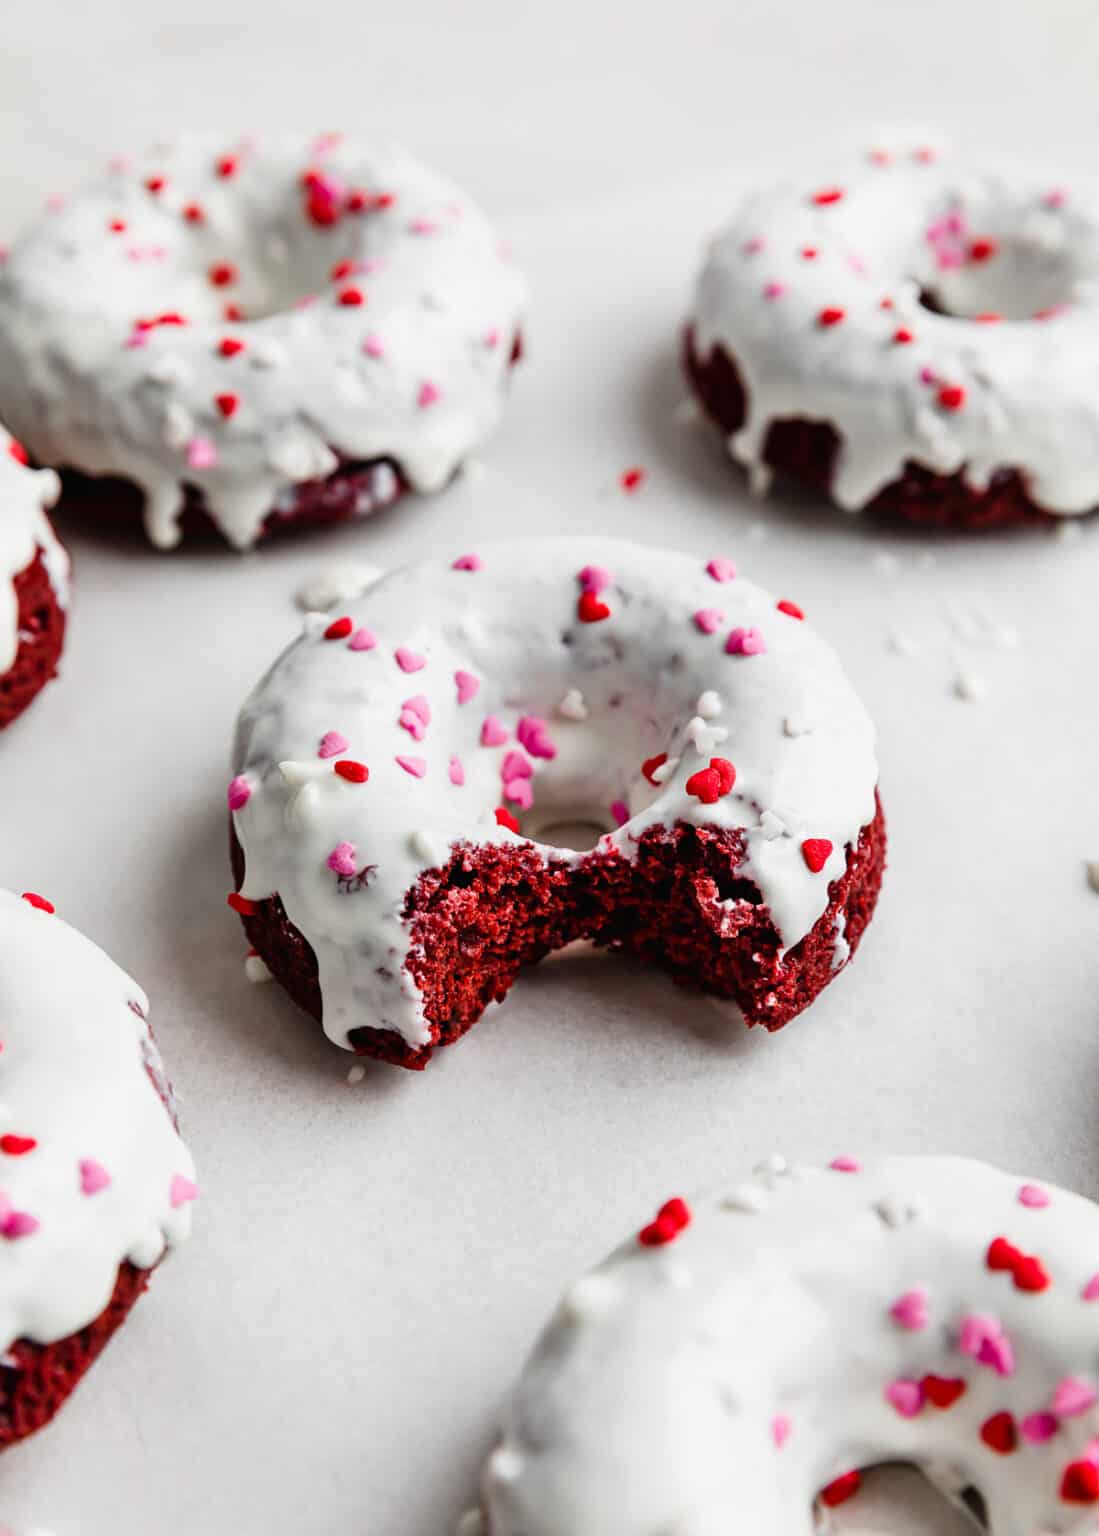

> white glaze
[482,1156,1099,1536]
[0,430,67,675]
[0,134,525,550]
[0,890,195,1351]
[231,538,878,1050]
[691,146,1099,516]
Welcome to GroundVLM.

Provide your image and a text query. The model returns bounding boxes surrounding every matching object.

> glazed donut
[0,133,525,550]
[477,1155,1099,1535]
[228,537,884,1069]
[0,889,196,1448]
[0,430,67,730]
[686,145,1099,528]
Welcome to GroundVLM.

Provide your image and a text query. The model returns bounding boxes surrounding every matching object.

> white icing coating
[482,1155,1099,1535]
[231,537,878,1050]
[691,146,1099,516]
[0,430,67,675]
[0,133,525,549]
[0,890,195,1350]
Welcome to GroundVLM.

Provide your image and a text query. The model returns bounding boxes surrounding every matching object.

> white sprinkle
[783,713,815,738]
[278,758,328,787]
[874,1194,927,1229]
[954,670,987,703]
[650,754,680,785]
[294,562,384,613]
[561,1272,618,1322]
[557,688,589,721]
[696,689,722,719]
[721,1183,769,1214]
[1056,518,1084,543]
[347,1063,366,1085]
[758,809,787,840]
[145,352,188,386]
[161,401,194,450]
[686,716,728,754]
[370,462,400,504]
[245,954,272,984]
[410,828,444,865]
[250,339,288,370]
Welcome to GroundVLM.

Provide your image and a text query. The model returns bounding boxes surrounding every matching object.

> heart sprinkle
[638,1197,691,1247]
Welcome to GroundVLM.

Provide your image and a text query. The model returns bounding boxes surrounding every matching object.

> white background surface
[2,3,1099,1532]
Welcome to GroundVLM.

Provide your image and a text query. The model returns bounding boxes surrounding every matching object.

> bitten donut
[0,431,68,730]
[228,538,884,1069]
[686,145,1099,528]
[0,133,525,550]
[0,889,197,1448]
[476,1155,1099,1535]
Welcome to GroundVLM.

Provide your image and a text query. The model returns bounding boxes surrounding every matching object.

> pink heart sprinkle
[403,694,431,724]
[726,626,766,656]
[1019,1183,1051,1209]
[1021,1412,1059,1444]
[504,778,534,810]
[396,755,427,779]
[395,647,426,673]
[186,436,218,470]
[1,1209,39,1240]
[830,1156,862,1173]
[362,333,385,359]
[227,774,251,811]
[170,1174,199,1210]
[79,1158,111,1197]
[327,841,358,877]
[1083,1274,1099,1302]
[763,281,786,300]
[959,1314,1015,1377]
[577,564,611,594]
[706,557,738,583]
[452,553,483,572]
[1052,1377,1099,1418]
[743,236,766,255]
[885,1379,925,1418]
[610,799,630,828]
[693,608,724,635]
[448,755,465,787]
[772,1413,791,1449]
[481,716,509,748]
[919,366,938,385]
[501,751,533,782]
[890,1287,928,1331]
[348,627,377,652]
[417,380,441,408]
[517,716,557,761]
[455,670,480,705]
[318,731,349,759]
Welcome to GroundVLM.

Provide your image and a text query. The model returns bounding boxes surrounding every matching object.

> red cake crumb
[684,328,1061,530]
[230,794,885,1070]
[0,1261,151,1449]
[0,546,67,730]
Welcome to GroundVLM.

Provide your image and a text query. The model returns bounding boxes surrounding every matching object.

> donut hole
[524,815,611,851]
[913,213,1078,322]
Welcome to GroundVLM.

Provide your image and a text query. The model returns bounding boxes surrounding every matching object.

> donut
[0,430,68,730]
[0,889,197,1448]
[228,538,884,1069]
[0,133,525,550]
[686,145,1099,528]
[475,1155,1099,1535]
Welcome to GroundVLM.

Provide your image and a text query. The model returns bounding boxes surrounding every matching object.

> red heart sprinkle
[620,466,646,492]
[638,1196,691,1247]
[216,154,238,179]
[980,1412,1018,1454]
[776,599,804,619]
[921,1375,967,1409]
[183,202,205,224]
[801,838,833,873]
[0,1136,37,1156]
[1061,1461,1099,1504]
[801,246,818,260]
[7,440,29,465]
[1013,1254,1051,1292]
[338,286,365,307]
[711,757,736,795]
[969,237,998,263]
[577,591,611,623]
[938,384,966,412]
[209,263,237,288]
[987,1236,1019,1272]
[641,753,668,786]
[818,306,846,328]
[820,1471,861,1508]
[685,767,720,804]
[893,327,915,344]
[227,892,258,916]
[215,393,239,419]
[20,892,54,913]
[330,259,356,281]
[324,616,353,641]
[495,807,521,833]
[109,218,127,234]
[334,760,369,783]
[144,175,166,194]
[218,337,245,358]
[812,187,844,205]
